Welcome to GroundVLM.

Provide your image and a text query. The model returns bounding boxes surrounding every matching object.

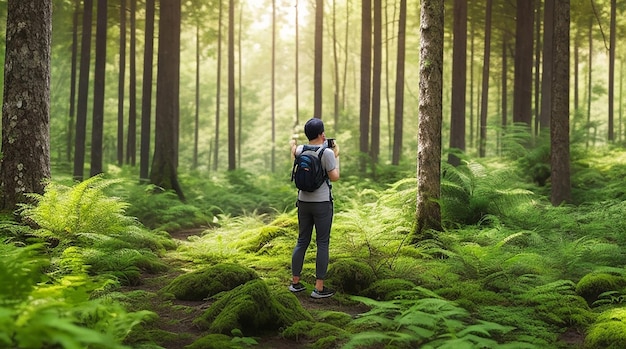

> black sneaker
[289,282,306,293]
[311,287,335,299]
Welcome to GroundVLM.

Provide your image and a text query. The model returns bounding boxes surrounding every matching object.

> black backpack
[291,145,328,192]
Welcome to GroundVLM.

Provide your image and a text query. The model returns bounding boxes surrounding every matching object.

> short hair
[304,118,324,140]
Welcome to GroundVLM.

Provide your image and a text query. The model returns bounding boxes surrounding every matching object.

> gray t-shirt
[295,145,336,202]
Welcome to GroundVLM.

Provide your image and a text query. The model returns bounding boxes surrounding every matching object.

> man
[289,118,340,298]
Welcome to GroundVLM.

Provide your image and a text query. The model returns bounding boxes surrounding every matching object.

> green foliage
[193,279,312,335]
[281,320,349,348]
[327,258,376,295]
[0,242,154,349]
[361,278,417,301]
[161,263,259,301]
[185,333,252,349]
[585,307,626,349]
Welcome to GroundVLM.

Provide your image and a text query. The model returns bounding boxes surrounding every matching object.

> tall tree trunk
[371,0,382,166]
[608,0,616,141]
[359,0,371,173]
[1,0,52,211]
[341,0,350,112]
[73,0,93,181]
[150,0,184,200]
[479,0,492,158]
[213,0,223,171]
[332,0,339,132]
[237,2,242,167]
[540,0,554,132]
[391,0,406,166]
[586,16,592,148]
[117,0,126,166]
[513,0,534,126]
[127,0,137,165]
[533,0,541,135]
[550,0,570,205]
[90,0,107,177]
[193,24,200,169]
[139,0,155,182]
[448,0,467,166]
[294,0,300,126]
[500,33,509,153]
[415,0,443,240]
[271,0,276,172]
[67,0,80,164]
[228,0,236,170]
[313,0,323,118]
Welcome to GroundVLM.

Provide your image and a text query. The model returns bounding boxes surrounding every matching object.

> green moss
[311,310,353,327]
[282,320,349,343]
[436,281,507,311]
[193,279,312,335]
[185,334,240,349]
[576,272,625,304]
[327,259,376,295]
[161,263,258,301]
[585,308,626,349]
[361,278,416,301]
[268,214,299,230]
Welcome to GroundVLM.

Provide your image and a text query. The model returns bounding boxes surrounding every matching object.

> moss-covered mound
[361,278,416,300]
[282,320,350,349]
[575,272,626,305]
[185,334,240,349]
[161,263,258,301]
[327,259,376,295]
[193,279,313,335]
[234,226,293,253]
[585,307,626,349]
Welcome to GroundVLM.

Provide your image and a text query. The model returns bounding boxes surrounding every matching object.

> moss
[193,279,312,335]
[361,278,416,301]
[282,320,349,343]
[576,272,625,304]
[234,226,292,253]
[311,310,353,327]
[161,263,258,301]
[327,259,376,295]
[268,214,299,230]
[436,281,507,311]
[185,334,240,349]
[585,308,626,349]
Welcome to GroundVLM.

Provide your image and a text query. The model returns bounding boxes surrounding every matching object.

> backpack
[291,145,328,192]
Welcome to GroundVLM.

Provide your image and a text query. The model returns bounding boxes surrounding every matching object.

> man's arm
[327,144,340,182]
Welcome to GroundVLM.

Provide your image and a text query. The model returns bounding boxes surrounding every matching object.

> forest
[3,0,626,348]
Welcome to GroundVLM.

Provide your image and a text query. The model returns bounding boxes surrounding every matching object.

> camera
[326,138,335,148]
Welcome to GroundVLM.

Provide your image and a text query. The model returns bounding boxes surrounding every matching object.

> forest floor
[123,228,369,349]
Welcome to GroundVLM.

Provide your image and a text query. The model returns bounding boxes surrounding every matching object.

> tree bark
[127,0,137,166]
[213,0,223,171]
[513,0,534,126]
[228,0,236,170]
[150,0,184,200]
[550,0,571,205]
[448,0,467,166]
[479,0,492,158]
[540,0,554,132]
[391,0,406,166]
[371,0,382,166]
[1,0,52,211]
[90,0,107,177]
[117,0,126,166]
[313,0,323,118]
[359,0,371,173]
[415,0,443,240]
[140,0,155,182]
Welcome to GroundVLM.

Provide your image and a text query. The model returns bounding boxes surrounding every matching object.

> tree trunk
[513,0,534,126]
[332,0,339,132]
[150,0,184,200]
[391,0,406,166]
[540,0,554,132]
[415,0,443,240]
[193,24,200,170]
[228,0,236,170]
[1,0,52,211]
[479,0,492,158]
[371,0,382,166]
[550,0,570,205]
[73,0,93,181]
[213,0,222,171]
[314,0,323,118]
[359,0,371,173]
[90,0,107,177]
[127,0,137,166]
[271,0,276,172]
[586,16,592,148]
[608,0,616,141]
[67,0,79,164]
[294,0,300,126]
[448,0,467,166]
[117,0,126,166]
[140,0,155,182]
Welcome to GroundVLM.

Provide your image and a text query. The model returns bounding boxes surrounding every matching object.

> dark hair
[304,118,324,140]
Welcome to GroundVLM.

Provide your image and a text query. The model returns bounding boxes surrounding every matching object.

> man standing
[289,118,340,298]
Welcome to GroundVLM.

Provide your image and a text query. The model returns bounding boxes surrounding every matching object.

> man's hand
[332,143,340,157]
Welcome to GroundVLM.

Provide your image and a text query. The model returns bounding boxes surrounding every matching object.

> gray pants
[291,200,334,280]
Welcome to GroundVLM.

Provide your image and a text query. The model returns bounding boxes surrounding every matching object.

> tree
[271,0,276,172]
[415,0,444,240]
[1,0,52,211]
[370,0,382,166]
[228,0,236,170]
[73,0,93,181]
[150,0,185,200]
[478,0,492,158]
[90,0,107,177]
[313,0,323,118]
[213,0,223,171]
[139,0,155,182]
[127,0,137,165]
[608,0,616,141]
[448,0,467,166]
[117,0,126,166]
[539,0,554,132]
[67,0,80,164]
[550,0,570,205]
[391,0,406,166]
[359,0,371,173]
[513,0,534,126]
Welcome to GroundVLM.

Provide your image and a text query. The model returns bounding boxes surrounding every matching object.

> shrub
[327,259,376,295]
